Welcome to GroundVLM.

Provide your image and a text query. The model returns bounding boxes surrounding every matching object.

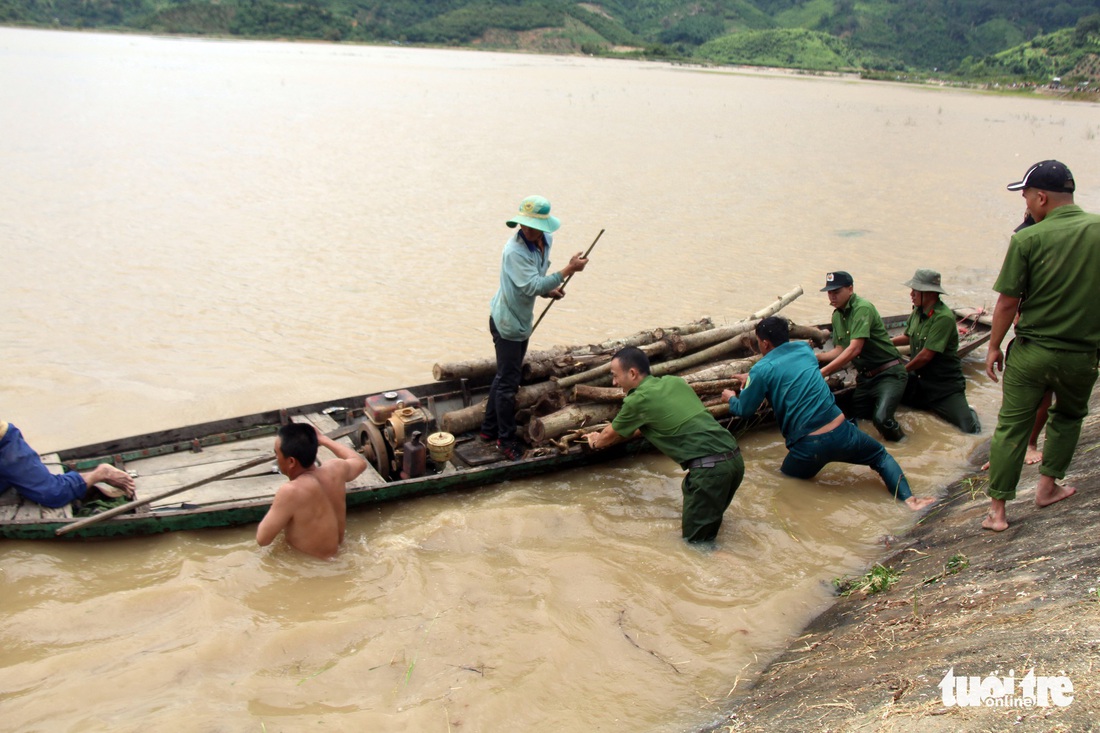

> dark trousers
[781,419,912,501]
[681,454,745,543]
[850,365,907,441]
[902,378,981,434]
[480,317,529,442]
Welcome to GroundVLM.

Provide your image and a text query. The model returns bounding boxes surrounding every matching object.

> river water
[1,27,1098,732]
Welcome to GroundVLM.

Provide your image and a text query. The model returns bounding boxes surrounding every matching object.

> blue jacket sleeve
[727,370,768,418]
[0,425,87,508]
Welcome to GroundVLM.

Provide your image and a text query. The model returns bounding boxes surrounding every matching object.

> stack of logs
[435,287,834,447]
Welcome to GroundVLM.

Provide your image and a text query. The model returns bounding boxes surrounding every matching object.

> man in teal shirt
[480,195,588,460]
[817,271,908,441]
[586,347,744,543]
[723,318,933,511]
[891,269,980,434]
[984,160,1100,531]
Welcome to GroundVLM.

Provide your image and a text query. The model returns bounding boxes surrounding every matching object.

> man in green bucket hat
[890,269,981,434]
[480,195,589,460]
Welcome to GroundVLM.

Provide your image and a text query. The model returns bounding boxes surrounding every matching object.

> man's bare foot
[1024,445,1043,465]
[905,496,936,511]
[1035,476,1076,508]
[982,498,1008,531]
[87,464,136,498]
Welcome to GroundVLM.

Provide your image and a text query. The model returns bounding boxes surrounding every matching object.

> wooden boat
[0,309,991,541]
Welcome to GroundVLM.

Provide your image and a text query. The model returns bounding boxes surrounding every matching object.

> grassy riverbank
[701,387,1100,731]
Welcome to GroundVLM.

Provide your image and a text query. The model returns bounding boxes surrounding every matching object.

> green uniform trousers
[902,379,981,434]
[850,365,907,442]
[681,454,745,543]
[988,338,1099,501]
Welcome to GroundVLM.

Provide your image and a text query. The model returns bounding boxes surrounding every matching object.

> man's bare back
[257,425,367,559]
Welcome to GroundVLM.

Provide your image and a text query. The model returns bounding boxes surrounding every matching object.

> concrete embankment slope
[703,387,1100,733]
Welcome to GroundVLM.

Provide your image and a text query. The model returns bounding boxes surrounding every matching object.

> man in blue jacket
[723,318,934,511]
[480,195,588,460]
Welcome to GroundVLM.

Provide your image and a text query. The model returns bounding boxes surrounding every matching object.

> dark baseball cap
[821,271,854,292]
[1006,160,1075,193]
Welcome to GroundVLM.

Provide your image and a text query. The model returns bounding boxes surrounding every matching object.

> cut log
[571,384,626,402]
[573,378,744,402]
[651,332,757,376]
[440,381,561,435]
[527,403,622,444]
[682,356,761,383]
[432,319,717,383]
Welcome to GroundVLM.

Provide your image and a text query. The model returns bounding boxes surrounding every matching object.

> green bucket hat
[505,195,561,233]
[903,268,947,294]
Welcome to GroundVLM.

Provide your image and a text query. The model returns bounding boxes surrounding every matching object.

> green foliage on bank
[3,0,1099,84]
[955,21,1100,84]
[696,27,863,70]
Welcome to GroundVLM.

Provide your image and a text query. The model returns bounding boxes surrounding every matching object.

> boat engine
[359,390,435,480]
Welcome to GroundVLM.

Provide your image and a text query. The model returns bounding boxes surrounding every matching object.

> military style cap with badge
[820,270,854,292]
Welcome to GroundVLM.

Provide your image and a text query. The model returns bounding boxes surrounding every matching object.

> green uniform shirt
[994,204,1100,352]
[904,299,965,401]
[831,293,903,373]
[611,375,737,467]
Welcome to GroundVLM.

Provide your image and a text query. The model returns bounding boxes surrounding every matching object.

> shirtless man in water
[257,423,368,558]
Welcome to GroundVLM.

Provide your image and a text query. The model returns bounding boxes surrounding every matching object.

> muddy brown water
[2,27,1099,732]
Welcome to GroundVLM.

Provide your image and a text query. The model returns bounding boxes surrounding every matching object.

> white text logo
[939,668,1074,708]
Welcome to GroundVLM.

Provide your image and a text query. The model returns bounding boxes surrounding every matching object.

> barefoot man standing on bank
[257,423,367,558]
[984,160,1100,531]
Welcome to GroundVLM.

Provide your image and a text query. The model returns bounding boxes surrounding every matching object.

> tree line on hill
[2,0,1098,84]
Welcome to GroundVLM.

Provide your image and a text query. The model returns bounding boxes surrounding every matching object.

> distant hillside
[3,0,1100,82]
[695,28,871,71]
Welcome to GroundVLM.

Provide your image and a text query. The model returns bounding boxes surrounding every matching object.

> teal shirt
[994,204,1100,352]
[612,375,737,466]
[832,293,903,373]
[489,231,565,341]
[903,300,965,401]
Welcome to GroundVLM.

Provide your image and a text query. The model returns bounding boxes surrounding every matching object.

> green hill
[695,27,867,71]
[3,0,1100,83]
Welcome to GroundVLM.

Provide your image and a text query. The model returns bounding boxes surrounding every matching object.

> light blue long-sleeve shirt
[727,341,842,447]
[489,231,564,341]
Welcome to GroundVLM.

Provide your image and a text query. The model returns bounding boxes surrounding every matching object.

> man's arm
[891,334,910,347]
[905,348,937,372]
[257,484,297,547]
[586,424,634,450]
[985,293,1021,383]
[820,338,865,377]
[722,373,767,418]
[316,430,368,483]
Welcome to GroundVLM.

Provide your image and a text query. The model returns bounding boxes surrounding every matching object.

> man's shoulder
[850,293,881,315]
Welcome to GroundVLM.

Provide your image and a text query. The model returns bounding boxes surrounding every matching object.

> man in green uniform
[984,159,1100,531]
[891,269,980,433]
[585,346,745,543]
[817,271,907,441]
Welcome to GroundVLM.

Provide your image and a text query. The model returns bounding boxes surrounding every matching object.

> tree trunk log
[527,403,622,444]
[571,384,626,402]
[433,319,717,383]
[439,381,560,435]
[682,355,761,382]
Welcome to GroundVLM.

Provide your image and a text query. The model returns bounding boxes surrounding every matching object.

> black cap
[821,271,854,292]
[1006,160,1075,194]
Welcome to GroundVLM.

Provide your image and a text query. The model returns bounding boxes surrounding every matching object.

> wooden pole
[529,228,604,336]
